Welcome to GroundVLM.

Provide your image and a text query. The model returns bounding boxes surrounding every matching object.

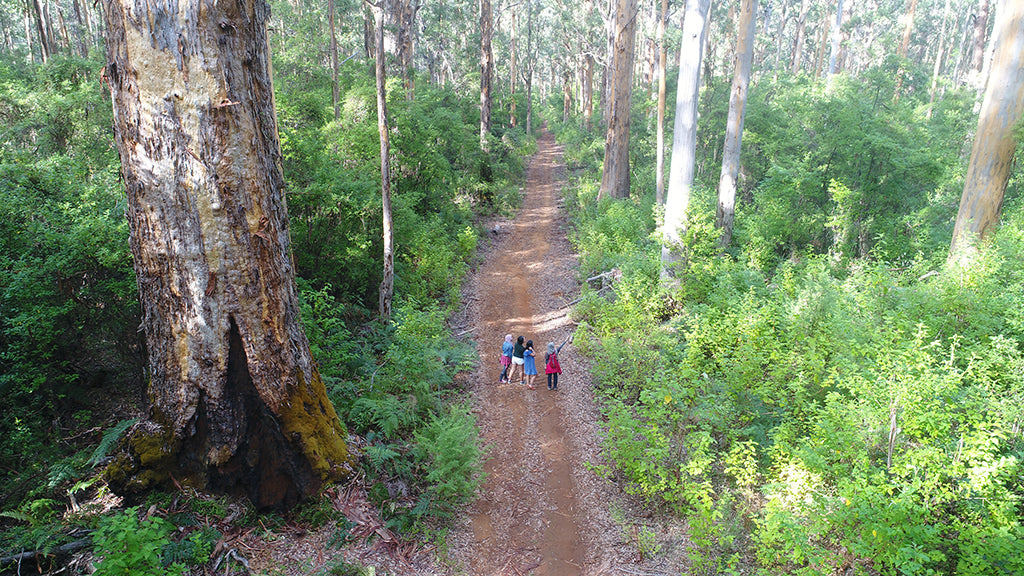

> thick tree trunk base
[106,321,355,511]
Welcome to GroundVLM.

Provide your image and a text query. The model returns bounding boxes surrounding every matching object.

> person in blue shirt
[499,334,513,383]
[523,340,538,389]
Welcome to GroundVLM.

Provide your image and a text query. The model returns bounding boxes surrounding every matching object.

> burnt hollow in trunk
[181,319,318,510]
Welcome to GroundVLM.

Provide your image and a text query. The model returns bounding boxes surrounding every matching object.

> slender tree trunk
[583,53,594,129]
[790,0,808,73]
[662,0,710,271]
[771,0,789,74]
[71,0,87,57]
[898,0,918,58]
[827,0,843,77]
[655,0,668,205]
[716,0,756,250]
[371,4,394,321]
[970,0,989,76]
[23,5,34,63]
[927,0,952,119]
[510,8,517,128]
[525,0,534,134]
[951,13,974,87]
[480,0,493,152]
[101,0,355,509]
[950,0,1024,259]
[814,12,828,78]
[329,0,340,121]
[602,0,614,123]
[30,0,49,63]
[599,0,638,199]
[836,0,853,73]
[563,71,572,122]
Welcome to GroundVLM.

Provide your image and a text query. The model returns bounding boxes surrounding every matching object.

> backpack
[545,352,562,374]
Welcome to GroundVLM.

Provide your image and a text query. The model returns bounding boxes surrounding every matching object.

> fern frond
[89,418,137,467]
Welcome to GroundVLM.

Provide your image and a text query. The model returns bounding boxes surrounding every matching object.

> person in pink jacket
[545,334,570,391]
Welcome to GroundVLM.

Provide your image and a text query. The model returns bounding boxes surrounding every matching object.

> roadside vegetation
[553,64,1024,575]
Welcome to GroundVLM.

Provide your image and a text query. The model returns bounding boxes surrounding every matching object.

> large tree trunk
[480,0,493,152]
[716,0,756,250]
[949,0,1024,260]
[654,0,668,205]
[599,0,637,199]
[101,0,355,510]
[372,4,394,321]
[662,0,710,271]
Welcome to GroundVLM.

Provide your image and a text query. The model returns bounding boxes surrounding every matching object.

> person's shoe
[553,386,557,390]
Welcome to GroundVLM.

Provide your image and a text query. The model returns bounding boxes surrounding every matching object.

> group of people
[499,333,570,390]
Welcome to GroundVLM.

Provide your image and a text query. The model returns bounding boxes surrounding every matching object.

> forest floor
[243,131,690,575]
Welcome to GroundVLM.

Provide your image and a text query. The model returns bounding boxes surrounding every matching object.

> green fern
[89,418,137,467]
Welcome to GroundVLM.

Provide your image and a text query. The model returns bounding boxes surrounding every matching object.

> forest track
[243,131,637,575]
[446,130,628,575]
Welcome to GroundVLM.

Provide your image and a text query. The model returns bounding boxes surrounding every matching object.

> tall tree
[369,0,394,321]
[927,0,952,118]
[790,0,809,74]
[827,0,844,76]
[949,0,1024,259]
[523,0,536,133]
[480,0,494,152]
[970,0,989,77]
[510,5,517,128]
[101,0,355,509]
[599,0,638,199]
[329,0,340,121]
[662,0,710,270]
[654,0,668,205]
[716,0,756,249]
[30,0,50,62]
[897,0,918,59]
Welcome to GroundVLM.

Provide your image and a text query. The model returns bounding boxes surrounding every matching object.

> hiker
[523,340,538,390]
[499,334,513,383]
[545,334,570,390]
[509,336,526,385]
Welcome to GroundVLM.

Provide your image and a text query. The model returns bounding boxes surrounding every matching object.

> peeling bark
[102,0,355,509]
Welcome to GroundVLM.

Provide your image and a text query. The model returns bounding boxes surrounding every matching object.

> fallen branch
[562,285,612,308]
[0,536,91,567]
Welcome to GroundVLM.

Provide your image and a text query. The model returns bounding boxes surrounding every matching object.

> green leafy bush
[92,508,184,576]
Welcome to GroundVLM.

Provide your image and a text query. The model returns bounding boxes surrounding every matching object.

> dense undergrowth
[553,66,1024,575]
[0,41,530,572]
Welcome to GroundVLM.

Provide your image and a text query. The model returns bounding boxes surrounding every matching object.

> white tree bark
[661,0,710,271]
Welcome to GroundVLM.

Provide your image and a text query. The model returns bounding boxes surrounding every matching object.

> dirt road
[449,130,626,575]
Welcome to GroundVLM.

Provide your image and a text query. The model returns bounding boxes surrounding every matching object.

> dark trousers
[547,373,558,389]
